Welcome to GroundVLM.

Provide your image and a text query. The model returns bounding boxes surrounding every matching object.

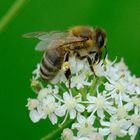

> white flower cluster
[27,56,140,140]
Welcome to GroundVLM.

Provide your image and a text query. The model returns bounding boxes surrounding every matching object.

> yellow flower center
[65,98,77,110]
[115,83,124,93]
[117,107,127,119]
[94,98,105,109]
[45,103,56,114]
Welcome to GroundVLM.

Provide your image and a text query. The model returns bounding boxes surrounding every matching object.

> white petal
[87,115,95,125]
[76,104,85,112]
[77,83,83,89]
[46,95,55,102]
[87,95,96,102]
[87,104,96,112]
[124,102,133,111]
[70,109,76,119]
[134,106,138,114]
[97,109,105,119]
[121,93,131,102]
[72,123,80,129]
[105,82,114,91]
[77,114,86,123]
[63,92,71,101]
[128,125,138,136]
[29,110,42,123]
[49,113,57,124]
[99,128,110,136]
[119,119,132,129]
[55,106,66,117]
[106,106,116,114]
[119,129,127,137]
[100,120,110,127]
[107,134,116,140]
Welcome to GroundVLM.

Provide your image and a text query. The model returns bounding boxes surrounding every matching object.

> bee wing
[47,36,88,49]
[23,31,70,51]
[23,31,88,51]
[23,31,68,40]
[35,36,88,51]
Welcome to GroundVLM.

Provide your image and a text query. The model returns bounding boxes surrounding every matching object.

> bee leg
[89,51,96,54]
[97,52,102,64]
[65,68,71,88]
[93,53,99,64]
[76,52,87,60]
[87,56,97,77]
[64,52,71,88]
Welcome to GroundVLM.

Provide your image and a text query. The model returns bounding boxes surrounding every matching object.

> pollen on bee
[62,61,70,72]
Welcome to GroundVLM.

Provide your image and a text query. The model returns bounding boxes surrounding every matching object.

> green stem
[0,0,29,32]
[89,77,105,95]
[41,120,74,140]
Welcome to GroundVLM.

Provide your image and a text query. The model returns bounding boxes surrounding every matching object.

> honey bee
[23,25,107,81]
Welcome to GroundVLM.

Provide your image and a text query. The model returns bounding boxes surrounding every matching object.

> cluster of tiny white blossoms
[27,55,140,140]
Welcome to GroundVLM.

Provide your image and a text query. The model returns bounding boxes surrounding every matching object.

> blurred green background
[0,0,140,139]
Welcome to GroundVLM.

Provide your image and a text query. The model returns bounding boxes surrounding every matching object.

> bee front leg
[87,56,97,77]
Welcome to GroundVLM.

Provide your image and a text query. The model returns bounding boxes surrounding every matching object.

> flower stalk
[0,0,29,32]
[41,120,74,140]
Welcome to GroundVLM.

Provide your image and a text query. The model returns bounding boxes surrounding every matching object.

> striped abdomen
[39,48,65,80]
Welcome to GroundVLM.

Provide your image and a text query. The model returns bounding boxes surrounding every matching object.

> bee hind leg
[65,68,71,88]
[64,52,71,88]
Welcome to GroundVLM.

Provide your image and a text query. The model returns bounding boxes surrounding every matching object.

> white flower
[105,78,131,105]
[130,96,140,114]
[60,92,85,120]
[32,64,40,79]
[87,132,103,140]
[26,98,39,110]
[103,57,119,80]
[111,102,133,120]
[132,77,140,87]
[86,91,115,118]
[29,109,42,123]
[73,136,89,140]
[114,58,128,72]
[37,85,59,100]
[99,118,131,140]
[70,72,92,89]
[128,114,140,140]
[72,114,96,137]
[37,88,49,100]
[37,95,64,124]
[62,128,74,140]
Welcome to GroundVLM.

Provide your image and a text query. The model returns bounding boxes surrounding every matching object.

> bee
[23,25,107,81]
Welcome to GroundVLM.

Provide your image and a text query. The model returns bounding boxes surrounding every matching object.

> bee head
[95,28,106,49]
